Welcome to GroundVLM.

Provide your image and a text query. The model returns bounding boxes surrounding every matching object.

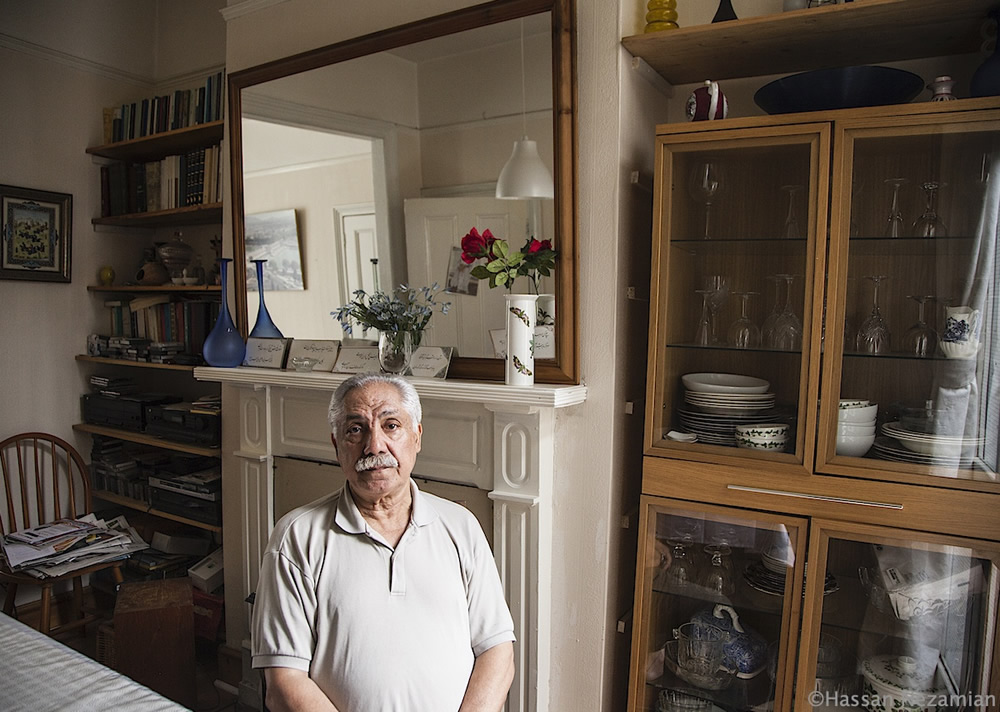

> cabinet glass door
[628,497,809,712]
[646,125,828,469]
[820,110,1000,487]
[799,521,1000,711]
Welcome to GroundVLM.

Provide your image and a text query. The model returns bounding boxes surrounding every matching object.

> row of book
[103,70,225,144]
[100,143,221,217]
[102,295,220,359]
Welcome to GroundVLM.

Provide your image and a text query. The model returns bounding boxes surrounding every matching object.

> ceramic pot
[686,81,729,121]
[942,305,981,344]
[505,294,537,386]
[691,605,767,678]
[135,260,168,286]
[98,265,115,286]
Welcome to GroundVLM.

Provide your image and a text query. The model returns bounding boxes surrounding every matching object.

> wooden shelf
[622,0,994,85]
[86,120,224,162]
[93,490,222,533]
[73,423,220,457]
[87,284,221,293]
[75,355,199,372]
[92,202,223,228]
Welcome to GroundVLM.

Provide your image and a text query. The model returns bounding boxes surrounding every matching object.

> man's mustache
[355,453,399,471]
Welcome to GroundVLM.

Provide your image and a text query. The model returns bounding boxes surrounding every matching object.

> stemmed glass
[901,295,937,357]
[856,275,891,354]
[883,178,908,238]
[771,274,803,350]
[728,292,761,348]
[703,275,729,344]
[689,160,724,239]
[694,289,713,345]
[761,275,783,347]
[780,185,805,238]
[912,181,948,237]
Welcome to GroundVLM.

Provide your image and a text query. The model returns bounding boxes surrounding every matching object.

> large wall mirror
[228,0,578,383]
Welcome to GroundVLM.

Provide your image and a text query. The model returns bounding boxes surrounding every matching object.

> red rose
[461,227,488,262]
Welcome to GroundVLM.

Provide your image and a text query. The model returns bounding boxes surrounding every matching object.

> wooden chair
[0,432,124,636]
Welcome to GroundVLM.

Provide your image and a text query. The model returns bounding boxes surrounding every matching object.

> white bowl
[737,437,788,451]
[837,422,875,436]
[838,399,870,409]
[835,433,875,457]
[735,423,789,438]
[940,339,979,360]
[837,404,878,423]
[682,372,770,394]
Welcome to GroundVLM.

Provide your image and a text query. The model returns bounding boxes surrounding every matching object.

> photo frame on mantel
[0,184,72,283]
[227,0,579,384]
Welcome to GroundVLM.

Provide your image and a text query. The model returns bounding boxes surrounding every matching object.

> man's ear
[331,433,338,454]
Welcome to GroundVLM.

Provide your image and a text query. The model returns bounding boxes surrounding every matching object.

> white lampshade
[495,137,554,199]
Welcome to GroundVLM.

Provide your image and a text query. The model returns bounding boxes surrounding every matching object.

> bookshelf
[82,112,226,559]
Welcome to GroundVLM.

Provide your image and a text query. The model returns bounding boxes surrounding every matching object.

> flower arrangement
[331,284,451,345]
[460,227,556,293]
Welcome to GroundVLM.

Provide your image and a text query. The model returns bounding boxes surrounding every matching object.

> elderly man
[251,373,515,712]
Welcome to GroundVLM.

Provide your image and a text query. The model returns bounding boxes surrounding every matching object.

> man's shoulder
[270,488,343,542]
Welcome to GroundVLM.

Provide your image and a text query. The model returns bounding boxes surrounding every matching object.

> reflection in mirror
[230,0,577,382]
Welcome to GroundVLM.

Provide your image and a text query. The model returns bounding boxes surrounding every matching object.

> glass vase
[249,259,284,338]
[203,258,247,367]
[378,330,414,374]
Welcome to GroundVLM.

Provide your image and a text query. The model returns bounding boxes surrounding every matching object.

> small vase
[927,75,957,101]
[505,294,538,386]
[249,259,284,338]
[203,258,246,367]
[378,330,414,374]
[712,0,737,23]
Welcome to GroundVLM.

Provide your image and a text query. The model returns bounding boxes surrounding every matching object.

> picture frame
[243,337,291,369]
[0,185,72,282]
[285,339,340,372]
[245,209,304,290]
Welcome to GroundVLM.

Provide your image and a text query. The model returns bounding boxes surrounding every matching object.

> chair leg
[72,576,84,621]
[3,583,17,617]
[39,585,52,636]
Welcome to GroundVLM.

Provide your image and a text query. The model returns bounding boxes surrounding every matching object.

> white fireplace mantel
[195,367,586,712]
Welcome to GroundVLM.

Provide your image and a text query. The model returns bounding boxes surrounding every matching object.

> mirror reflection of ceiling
[240,13,555,357]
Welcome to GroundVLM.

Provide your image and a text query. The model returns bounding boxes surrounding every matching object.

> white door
[336,208,379,305]
[404,197,530,358]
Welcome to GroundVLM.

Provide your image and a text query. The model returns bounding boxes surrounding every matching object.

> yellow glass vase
[644,0,678,33]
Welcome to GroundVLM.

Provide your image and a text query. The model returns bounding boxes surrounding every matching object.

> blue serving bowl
[754,65,924,115]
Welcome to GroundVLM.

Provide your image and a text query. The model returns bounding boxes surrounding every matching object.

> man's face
[332,382,422,507]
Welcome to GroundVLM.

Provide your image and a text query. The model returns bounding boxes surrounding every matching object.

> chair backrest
[0,432,92,536]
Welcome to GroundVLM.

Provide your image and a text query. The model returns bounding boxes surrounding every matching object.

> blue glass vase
[249,259,284,338]
[203,258,246,367]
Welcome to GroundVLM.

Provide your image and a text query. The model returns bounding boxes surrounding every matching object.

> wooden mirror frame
[227,0,578,383]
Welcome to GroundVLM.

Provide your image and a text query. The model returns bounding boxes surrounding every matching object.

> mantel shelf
[622,0,995,86]
[194,366,588,409]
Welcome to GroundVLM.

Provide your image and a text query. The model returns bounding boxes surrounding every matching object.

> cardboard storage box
[189,547,224,592]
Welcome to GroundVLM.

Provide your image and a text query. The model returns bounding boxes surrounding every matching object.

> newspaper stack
[1,514,148,579]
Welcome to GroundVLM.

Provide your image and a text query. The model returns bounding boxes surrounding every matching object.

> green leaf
[496,272,508,286]
[486,260,505,273]
[470,265,491,279]
[493,240,509,259]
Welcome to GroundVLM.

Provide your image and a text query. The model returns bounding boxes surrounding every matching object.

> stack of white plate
[676,374,782,446]
[684,390,776,416]
[880,421,981,463]
[676,406,787,446]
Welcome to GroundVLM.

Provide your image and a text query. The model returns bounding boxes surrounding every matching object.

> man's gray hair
[327,373,423,436]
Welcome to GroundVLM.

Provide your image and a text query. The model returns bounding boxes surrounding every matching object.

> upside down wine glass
[856,275,890,354]
[901,295,937,357]
[883,178,907,238]
[912,181,948,237]
[728,291,761,348]
[771,274,802,350]
[694,289,713,346]
[761,275,783,348]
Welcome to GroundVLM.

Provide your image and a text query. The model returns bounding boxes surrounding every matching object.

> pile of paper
[874,543,974,621]
[1,514,148,579]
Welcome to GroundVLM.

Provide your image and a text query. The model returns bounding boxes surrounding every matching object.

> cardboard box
[152,531,211,556]
[189,547,224,592]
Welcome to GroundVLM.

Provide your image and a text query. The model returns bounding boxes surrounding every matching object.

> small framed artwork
[333,346,380,373]
[244,337,291,368]
[245,209,304,290]
[285,339,340,372]
[1,184,72,282]
[407,346,454,379]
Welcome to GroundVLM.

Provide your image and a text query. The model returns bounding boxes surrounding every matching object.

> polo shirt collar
[336,479,440,535]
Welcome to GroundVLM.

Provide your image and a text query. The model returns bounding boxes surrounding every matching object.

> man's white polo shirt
[252,480,515,711]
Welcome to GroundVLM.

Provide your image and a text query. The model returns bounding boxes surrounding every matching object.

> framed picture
[445,246,478,296]
[245,209,304,290]
[1,185,72,282]
[243,337,291,369]
[285,339,340,372]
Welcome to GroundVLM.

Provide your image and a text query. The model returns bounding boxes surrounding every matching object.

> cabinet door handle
[727,485,903,510]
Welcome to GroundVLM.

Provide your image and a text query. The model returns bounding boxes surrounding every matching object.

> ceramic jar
[690,605,767,678]
[686,81,729,121]
[861,654,945,712]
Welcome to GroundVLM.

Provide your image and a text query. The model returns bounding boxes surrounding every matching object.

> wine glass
[883,178,907,238]
[703,275,730,344]
[901,295,937,357]
[694,289,713,345]
[772,274,803,350]
[761,275,783,347]
[728,291,761,348]
[912,181,948,237]
[701,544,735,597]
[689,160,724,239]
[780,185,805,238]
[856,275,891,354]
